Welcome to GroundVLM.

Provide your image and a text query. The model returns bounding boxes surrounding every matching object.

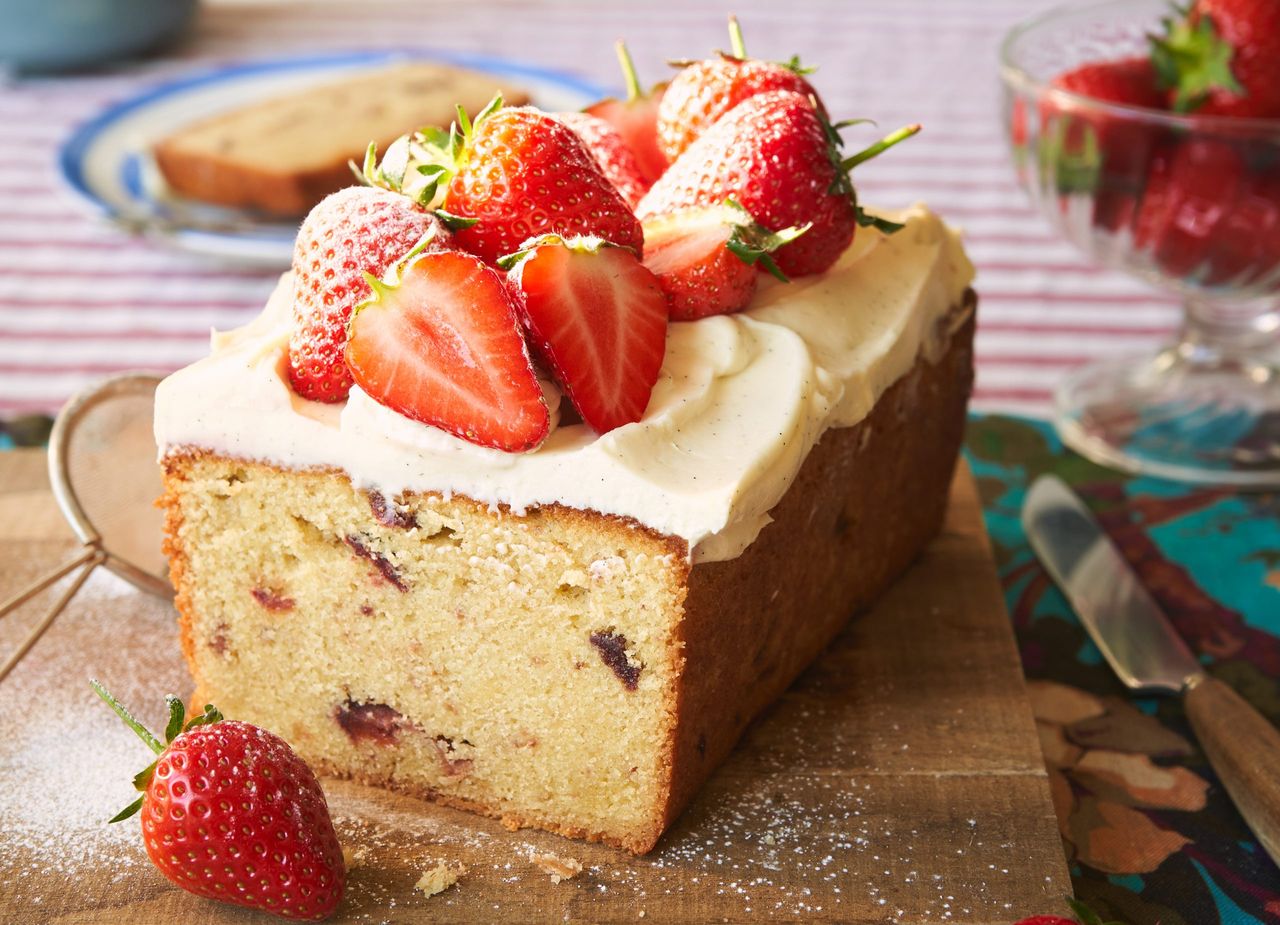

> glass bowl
[1000,0,1280,487]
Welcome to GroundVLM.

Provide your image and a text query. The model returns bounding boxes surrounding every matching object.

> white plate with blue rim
[58,50,606,267]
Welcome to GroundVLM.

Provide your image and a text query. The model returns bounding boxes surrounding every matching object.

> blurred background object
[0,0,198,73]
[1002,0,1280,488]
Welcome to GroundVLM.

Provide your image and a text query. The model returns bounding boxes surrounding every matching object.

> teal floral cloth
[967,414,1280,925]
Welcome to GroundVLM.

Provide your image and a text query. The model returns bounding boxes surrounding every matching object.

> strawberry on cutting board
[642,201,808,320]
[501,235,667,435]
[1153,0,1280,117]
[345,241,549,452]
[93,681,345,921]
[657,15,822,163]
[585,41,668,185]
[639,90,918,277]
[287,186,447,403]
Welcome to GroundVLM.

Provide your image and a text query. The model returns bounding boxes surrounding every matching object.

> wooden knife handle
[1184,675,1280,866]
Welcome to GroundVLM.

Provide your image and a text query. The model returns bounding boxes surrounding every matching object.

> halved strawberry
[501,235,667,434]
[345,243,549,452]
[287,186,448,403]
[642,201,808,320]
[585,41,668,185]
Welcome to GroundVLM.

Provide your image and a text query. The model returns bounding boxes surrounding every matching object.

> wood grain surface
[0,449,1070,924]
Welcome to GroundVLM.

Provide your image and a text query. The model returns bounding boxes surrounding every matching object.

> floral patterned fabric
[967,414,1280,925]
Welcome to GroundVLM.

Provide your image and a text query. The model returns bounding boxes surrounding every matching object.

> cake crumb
[341,845,364,870]
[530,851,583,883]
[415,861,464,897]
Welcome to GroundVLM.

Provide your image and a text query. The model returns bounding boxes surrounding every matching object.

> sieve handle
[0,545,98,619]
[0,548,105,684]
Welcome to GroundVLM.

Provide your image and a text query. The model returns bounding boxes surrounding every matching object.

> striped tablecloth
[0,0,1182,419]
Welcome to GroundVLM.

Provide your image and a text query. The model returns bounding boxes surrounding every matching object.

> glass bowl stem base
[1053,298,1280,487]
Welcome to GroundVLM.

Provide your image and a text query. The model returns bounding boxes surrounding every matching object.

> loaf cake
[155,205,975,853]
[153,63,530,216]
[155,30,976,852]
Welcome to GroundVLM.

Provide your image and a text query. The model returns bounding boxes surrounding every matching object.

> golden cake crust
[159,291,975,854]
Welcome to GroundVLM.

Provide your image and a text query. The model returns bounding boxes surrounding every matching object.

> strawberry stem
[728,15,747,58]
[615,41,644,102]
[840,123,921,171]
[91,679,164,756]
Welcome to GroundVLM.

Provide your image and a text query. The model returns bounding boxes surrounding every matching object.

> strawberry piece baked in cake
[156,26,976,854]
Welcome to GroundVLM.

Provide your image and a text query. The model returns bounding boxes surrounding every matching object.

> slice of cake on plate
[155,55,976,855]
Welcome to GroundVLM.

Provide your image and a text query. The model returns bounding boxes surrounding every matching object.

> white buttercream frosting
[155,205,974,563]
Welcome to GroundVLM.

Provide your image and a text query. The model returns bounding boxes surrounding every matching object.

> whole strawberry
[1044,57,1166,232]
[287,186,447,403]
[93,681,345,921]
[407,96,643,264]
[585,41,669,185]
[657,16,821,163]
[1050,56,1165,108]
[556,111,650,208]
[1153,0,1280,117]
[1013,897,1125,925]
[639,91,917,277]
[1132,138,1247,279]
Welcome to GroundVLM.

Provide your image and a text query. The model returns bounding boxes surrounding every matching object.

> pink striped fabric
[0,0,1180,417]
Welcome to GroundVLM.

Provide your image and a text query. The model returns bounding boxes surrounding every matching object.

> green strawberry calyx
[725,15,815,76]
[814,110,920,235]
[1150,4,1242,112]
[91,679,223,823]
[1064,895,1128,925]
[495,233,618,274]
[720,198,810,282]
[349,95,508,228]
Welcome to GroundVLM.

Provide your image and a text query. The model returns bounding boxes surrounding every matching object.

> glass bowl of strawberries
[1000,0,1280,487]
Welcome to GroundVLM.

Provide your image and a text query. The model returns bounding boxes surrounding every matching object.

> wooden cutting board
[0,450,1069,924]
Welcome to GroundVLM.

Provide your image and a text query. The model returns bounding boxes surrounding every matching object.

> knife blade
[1023,474,1280,868]
[1021,474,1203,694]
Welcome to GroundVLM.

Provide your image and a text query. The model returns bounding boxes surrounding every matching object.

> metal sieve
[0,373,171,682]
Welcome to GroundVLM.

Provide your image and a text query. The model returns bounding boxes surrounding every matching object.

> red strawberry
[1044,57,1166,232]
[656,16,821,163]
[501,235,667,434]
[408,97,643,265]
[639,91,918,277]
[1051,56,1165,108]
[585,41,669,185]
[1202,169,1280,286]
[1132,138,1247,279]
[287,186,447,403]
[93,682,344,921]
[556,111,650,208]
[345,244,548,452]
[642,201,807,320]
[1153,0,1280,117]
[1014,897,1123,925]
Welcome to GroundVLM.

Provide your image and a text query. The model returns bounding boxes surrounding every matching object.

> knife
[1023,474,1280,867]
